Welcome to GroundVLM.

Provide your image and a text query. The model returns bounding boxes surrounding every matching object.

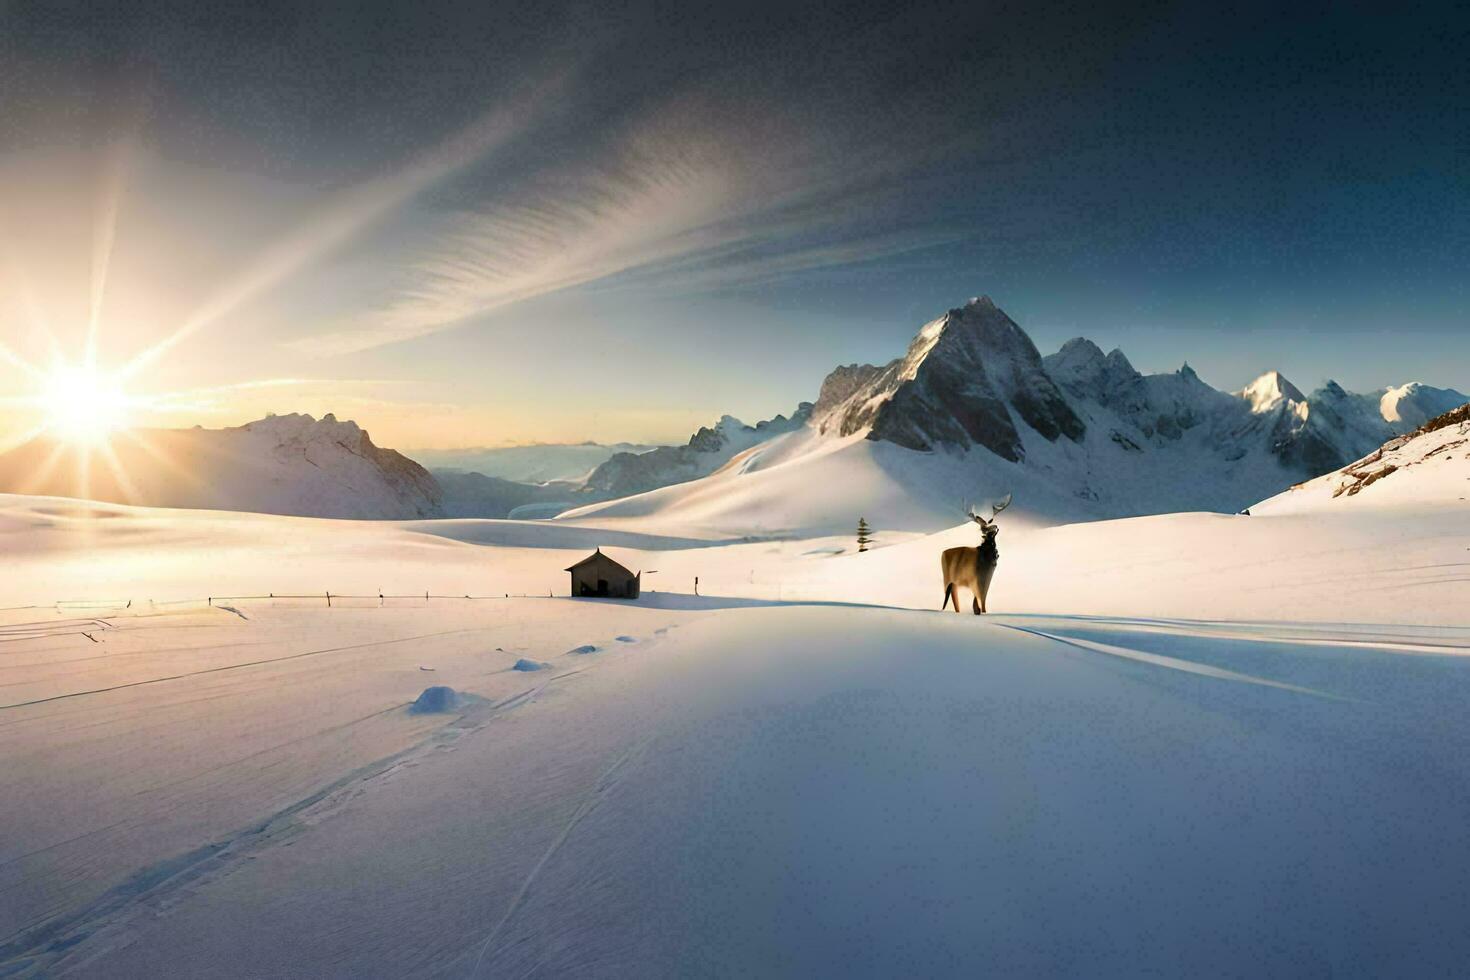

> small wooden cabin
[565,548,641,599]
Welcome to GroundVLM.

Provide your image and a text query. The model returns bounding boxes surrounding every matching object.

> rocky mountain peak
[813,364,885,425]
[1043,337,1142,402]
[1237,371,1307,414]
[814,295,1086,460]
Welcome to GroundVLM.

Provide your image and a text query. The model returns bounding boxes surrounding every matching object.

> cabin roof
[564,548,635,576]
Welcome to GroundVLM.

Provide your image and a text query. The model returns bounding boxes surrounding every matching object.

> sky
[0,0,1466,450]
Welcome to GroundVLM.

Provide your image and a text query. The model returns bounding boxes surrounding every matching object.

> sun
[40,363,134,445]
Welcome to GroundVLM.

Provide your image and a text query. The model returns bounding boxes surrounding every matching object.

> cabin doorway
[596,578,609,596]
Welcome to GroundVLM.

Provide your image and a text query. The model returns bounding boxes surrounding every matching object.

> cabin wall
[568,555,639,598]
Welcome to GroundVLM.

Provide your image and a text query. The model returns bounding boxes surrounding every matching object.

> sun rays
[0,79,566,504]
[115,73,569,385]
[0,349,156,504]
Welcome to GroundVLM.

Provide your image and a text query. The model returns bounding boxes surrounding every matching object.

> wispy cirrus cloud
[286,92,967,357]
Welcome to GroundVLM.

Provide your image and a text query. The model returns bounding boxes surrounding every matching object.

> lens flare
[41,364,132,445]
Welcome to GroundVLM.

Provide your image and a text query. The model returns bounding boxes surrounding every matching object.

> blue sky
[0,1,1465,448]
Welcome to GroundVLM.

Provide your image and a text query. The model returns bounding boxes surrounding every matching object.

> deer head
[963,493,1011,540]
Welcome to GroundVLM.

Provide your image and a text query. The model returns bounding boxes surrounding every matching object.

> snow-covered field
[2,450,1468,976]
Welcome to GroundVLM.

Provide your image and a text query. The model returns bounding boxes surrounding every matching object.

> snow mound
[513,659,550,672]
[566,644,599,655]
[409,686,461,713]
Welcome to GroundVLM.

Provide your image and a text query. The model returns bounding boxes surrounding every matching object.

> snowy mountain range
[564,296,1465,532]
[0,413,442,520]
[816,295,1463,481]
[583,408,813,498]
[0,297,1459,527]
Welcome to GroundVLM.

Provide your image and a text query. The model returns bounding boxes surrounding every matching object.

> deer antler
[989,492,1013,520]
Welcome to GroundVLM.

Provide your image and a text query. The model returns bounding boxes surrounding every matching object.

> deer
[941,493,1011,614]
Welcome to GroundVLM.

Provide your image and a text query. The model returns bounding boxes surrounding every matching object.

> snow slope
[3,585,1468,975]
[1257,402,1470,514]
[0,414,442,520]
[2,426,1468,977]
[558,401,1306,536]
[561,426,1096,535]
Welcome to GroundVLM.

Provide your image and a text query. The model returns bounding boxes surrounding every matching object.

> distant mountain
[0,413,443,520]
[564,295,1467,533]
[433,469,585,520]
[1036,332,1466,482]
[582,407,813,498]
[434,410,816,519]
[410,441,661,485]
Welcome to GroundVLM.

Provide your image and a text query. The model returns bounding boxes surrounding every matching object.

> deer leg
[942,583,954,612]
[977,565,996,615]
[972,594,982,615]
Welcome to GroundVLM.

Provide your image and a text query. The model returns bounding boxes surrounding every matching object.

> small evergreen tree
[856,517,872,553]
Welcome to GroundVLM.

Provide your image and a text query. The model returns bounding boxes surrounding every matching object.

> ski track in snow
[993,622,1357,701]
[469,736,651,978]
[1,616,651,976]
